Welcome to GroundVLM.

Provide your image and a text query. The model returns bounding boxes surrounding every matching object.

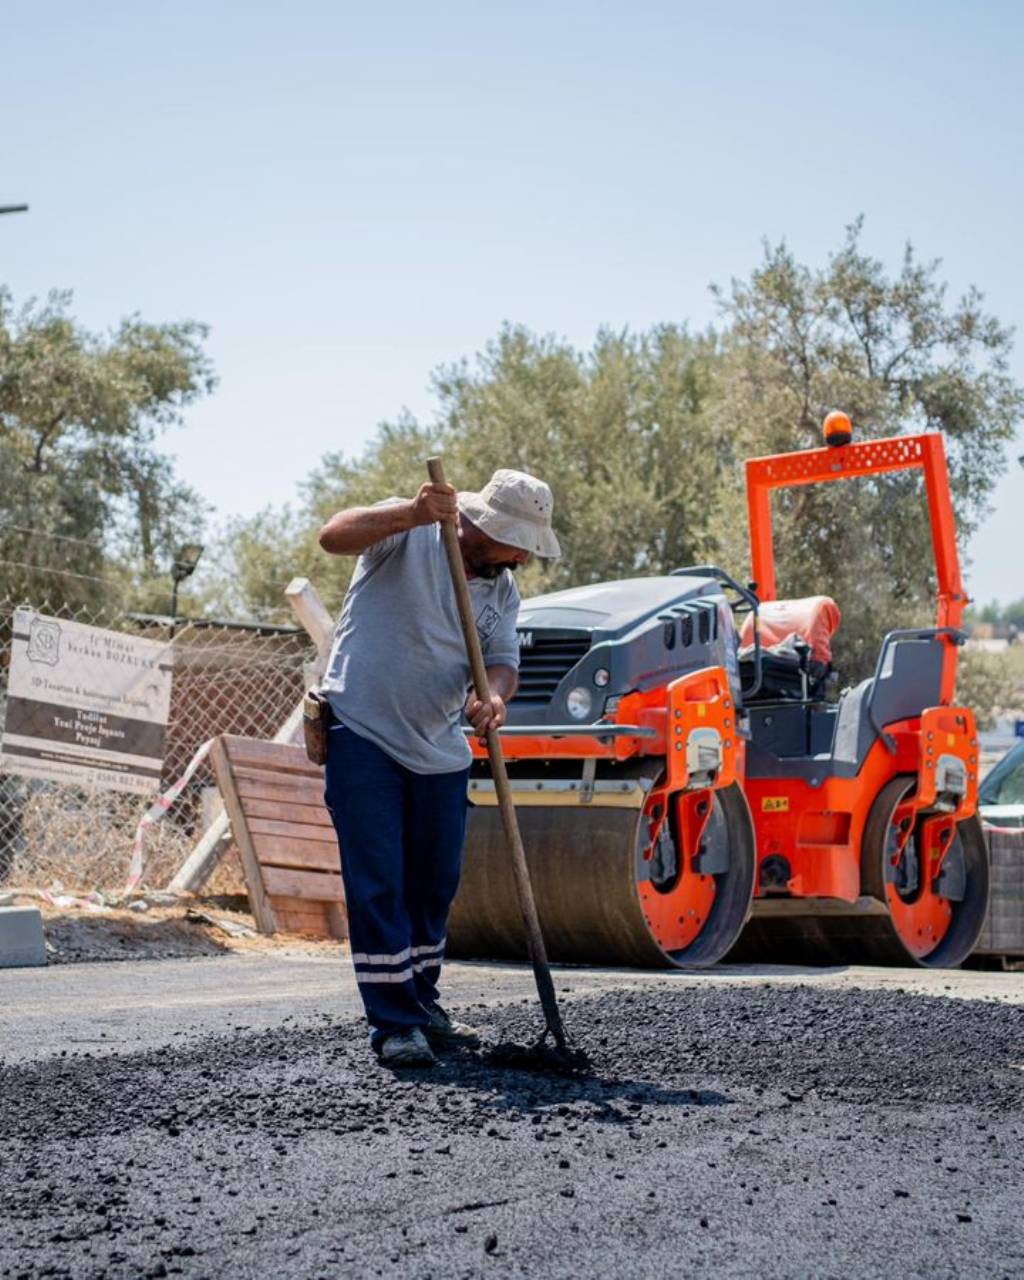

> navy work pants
[323,724,470,1044]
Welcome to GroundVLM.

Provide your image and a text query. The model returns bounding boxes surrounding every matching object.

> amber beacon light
[822,410,853,447]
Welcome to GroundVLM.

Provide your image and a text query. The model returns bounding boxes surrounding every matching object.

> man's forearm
[319,482,457,555]
[318,502,414,555]
[486,665,518,701]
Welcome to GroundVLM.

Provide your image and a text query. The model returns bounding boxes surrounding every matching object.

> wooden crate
[210,735,346,939]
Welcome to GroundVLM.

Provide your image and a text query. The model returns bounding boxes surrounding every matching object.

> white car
[979,741,1024,829]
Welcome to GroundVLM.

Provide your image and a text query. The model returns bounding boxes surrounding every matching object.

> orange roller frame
[745,433,966,702]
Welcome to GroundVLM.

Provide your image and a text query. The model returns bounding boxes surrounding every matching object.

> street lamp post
[169,543,204,637]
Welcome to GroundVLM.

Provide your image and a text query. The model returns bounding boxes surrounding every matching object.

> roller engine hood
[516,575,721,642]
[507,574,740,726]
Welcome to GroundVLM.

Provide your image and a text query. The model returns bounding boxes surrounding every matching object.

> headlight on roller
[593,667,610,688]
[566,687,592,720]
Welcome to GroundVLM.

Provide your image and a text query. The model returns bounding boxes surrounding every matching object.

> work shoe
[377,1027,436,1067]
[424,1002,481,1049]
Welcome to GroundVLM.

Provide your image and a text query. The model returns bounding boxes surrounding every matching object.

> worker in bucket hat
[317,468,560,1066]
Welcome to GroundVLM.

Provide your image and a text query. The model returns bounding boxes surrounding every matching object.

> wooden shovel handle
[426,456,568,1048]
[426,458,494,708]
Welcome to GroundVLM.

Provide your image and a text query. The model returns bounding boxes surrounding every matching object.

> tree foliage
[215,328,734,618]
[434,326,729,590]
[957,647,1024,731]
[217,225,1021,694]
[0,288,215,611]
[972,598,1024,634]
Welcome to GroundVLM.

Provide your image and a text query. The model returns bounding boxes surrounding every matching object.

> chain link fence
[0,593,318,895]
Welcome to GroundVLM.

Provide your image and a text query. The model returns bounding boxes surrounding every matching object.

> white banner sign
[1,609,174,796]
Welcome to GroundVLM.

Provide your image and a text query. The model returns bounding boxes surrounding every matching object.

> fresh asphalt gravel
[2,965,1023,1279]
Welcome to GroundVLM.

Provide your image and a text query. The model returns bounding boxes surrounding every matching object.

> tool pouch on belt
[302,690,333,766]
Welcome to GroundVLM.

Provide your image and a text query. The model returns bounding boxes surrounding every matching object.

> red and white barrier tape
[124,738,215,893]
[38,888,109,912]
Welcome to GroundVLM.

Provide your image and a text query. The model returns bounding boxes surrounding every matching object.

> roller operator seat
[738,596,842,701]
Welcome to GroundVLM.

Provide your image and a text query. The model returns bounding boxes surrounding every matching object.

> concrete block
[0,906,47,968]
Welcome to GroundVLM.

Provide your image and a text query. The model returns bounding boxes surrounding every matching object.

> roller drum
[449,781,756,968]
[729,775,991,968]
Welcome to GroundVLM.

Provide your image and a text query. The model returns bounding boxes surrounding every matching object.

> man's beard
[467,557,519,580]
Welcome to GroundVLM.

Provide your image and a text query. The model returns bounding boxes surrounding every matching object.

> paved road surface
[1,955,1023,1278]
[3,952,1022,1065]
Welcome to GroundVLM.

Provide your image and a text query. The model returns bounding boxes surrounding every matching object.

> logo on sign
[27,618,61,667]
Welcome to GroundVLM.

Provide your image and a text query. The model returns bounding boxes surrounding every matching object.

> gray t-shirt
[321,503,521,774]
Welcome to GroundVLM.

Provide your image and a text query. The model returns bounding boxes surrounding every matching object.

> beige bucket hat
[458,468,561,559]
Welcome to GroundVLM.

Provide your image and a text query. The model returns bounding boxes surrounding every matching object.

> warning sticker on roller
[761,796,790,812]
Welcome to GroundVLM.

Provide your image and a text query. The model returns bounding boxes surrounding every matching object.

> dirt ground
[1,946,1023,1279]
[0,891,343,965]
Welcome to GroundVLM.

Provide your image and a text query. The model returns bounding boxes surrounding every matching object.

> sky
[2,0,1021,606]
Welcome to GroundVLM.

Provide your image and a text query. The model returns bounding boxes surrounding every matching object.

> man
[318,468,561,1066]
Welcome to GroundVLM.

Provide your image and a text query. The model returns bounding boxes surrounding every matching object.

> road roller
[448,414,990,968]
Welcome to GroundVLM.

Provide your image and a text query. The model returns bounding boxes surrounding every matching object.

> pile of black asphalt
[2,984,1022,1278]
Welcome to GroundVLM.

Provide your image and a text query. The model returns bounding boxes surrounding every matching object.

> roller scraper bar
[462,724,657,739]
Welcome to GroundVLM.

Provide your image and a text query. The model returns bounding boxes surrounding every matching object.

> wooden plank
[274,913,327,927]
[262,864,345,903]
[326,899,348,942]
[210,738,278,935]
[270,895,330,937]
[274,912,329,938]
[221,735,322,778]
[248,815,333,843]
[251,833,340,873]
[241,797,334,828]
[234,769,327,808]
[270,896,326,916]
[285,577,336,652]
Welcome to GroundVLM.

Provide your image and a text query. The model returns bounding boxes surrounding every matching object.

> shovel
[426,457,588,1074]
